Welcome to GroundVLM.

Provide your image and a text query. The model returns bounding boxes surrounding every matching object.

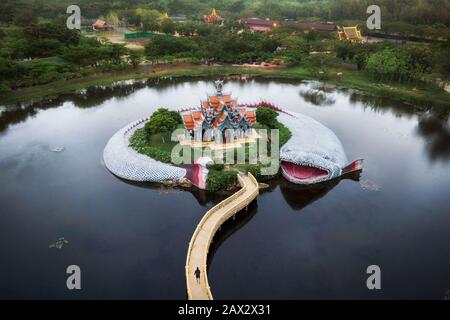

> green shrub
[145,36,199,58]
[206,170,238,193]
[0,57,24,83]
[0,82,10,93]
[365,48,407,82]
[144,108,182,139]
[256,107,278,128]
[254,110,291,147]
[0,58,76,89]
[246,164,262,180]
[141,146,172,163]
[24,61,75,85]
[242,163,279,182]
[206,163,224,171]
[129,127,172,163]
[365,46,432,83]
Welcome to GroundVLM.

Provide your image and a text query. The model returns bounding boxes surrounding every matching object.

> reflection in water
[300,90,336,106]
[0,77,187,132]
[417,113,450,162]
[69,81,148,108]
[121,178,226,207]
[312,83,337,93]
[0,85,144,132]
[207,200,258,271]
[359,178,381,191]
[188,188,220,207]
[279,170,361,211]
[300,83,336,106]
[349,91,450,162]
[279,179,340,211]
[349,91,421,117]
[0,98,63,132]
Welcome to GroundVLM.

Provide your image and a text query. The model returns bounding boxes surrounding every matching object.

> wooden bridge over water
[185,173,259,300]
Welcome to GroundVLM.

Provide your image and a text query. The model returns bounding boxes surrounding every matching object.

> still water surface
[0,78,449,299]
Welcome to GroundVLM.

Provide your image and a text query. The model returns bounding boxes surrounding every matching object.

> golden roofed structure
[337,26,364,42]
[203,8,223,24]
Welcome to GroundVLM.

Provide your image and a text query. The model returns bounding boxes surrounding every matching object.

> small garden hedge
[206,169,238,193]
[129,127,172,163]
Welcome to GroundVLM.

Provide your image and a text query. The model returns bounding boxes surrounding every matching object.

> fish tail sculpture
[342,159,364,175]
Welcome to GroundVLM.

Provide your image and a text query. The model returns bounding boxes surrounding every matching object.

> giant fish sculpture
[103,107,362,189]
[277,111,363,184]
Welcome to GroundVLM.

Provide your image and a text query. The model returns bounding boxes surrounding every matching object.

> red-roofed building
[241,18,278,31]
[181,81,256,143]
[92,19,111,31]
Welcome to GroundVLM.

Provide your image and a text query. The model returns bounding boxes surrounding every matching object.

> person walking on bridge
[194,267,201,283]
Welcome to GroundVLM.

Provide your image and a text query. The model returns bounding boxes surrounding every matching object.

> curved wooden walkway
[185,173,259,300]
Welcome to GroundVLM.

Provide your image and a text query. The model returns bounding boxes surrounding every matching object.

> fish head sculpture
[278,112,363,184]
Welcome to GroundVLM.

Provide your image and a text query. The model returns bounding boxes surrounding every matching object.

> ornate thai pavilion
[181,81,256,144]
[337,26,364,42]
[203,8,223,24]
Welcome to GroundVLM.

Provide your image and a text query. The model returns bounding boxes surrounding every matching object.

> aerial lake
[0,78,449,299]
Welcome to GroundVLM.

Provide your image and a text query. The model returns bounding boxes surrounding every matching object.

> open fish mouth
[279,148,343,184]
[281,161,329,182]
[281,159,363,185]
[281,160,330,183]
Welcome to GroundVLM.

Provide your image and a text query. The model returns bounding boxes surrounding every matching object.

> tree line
[1,0,449,94]
[1,0,450,26]
[0,21,143,93]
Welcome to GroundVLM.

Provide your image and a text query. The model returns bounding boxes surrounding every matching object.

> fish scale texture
[103,118,186,182]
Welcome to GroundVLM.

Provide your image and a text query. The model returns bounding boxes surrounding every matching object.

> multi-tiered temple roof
[181,81,256,144]
[203,8,223,24]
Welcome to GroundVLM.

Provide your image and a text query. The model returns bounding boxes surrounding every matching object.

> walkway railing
[185,173,259,300]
